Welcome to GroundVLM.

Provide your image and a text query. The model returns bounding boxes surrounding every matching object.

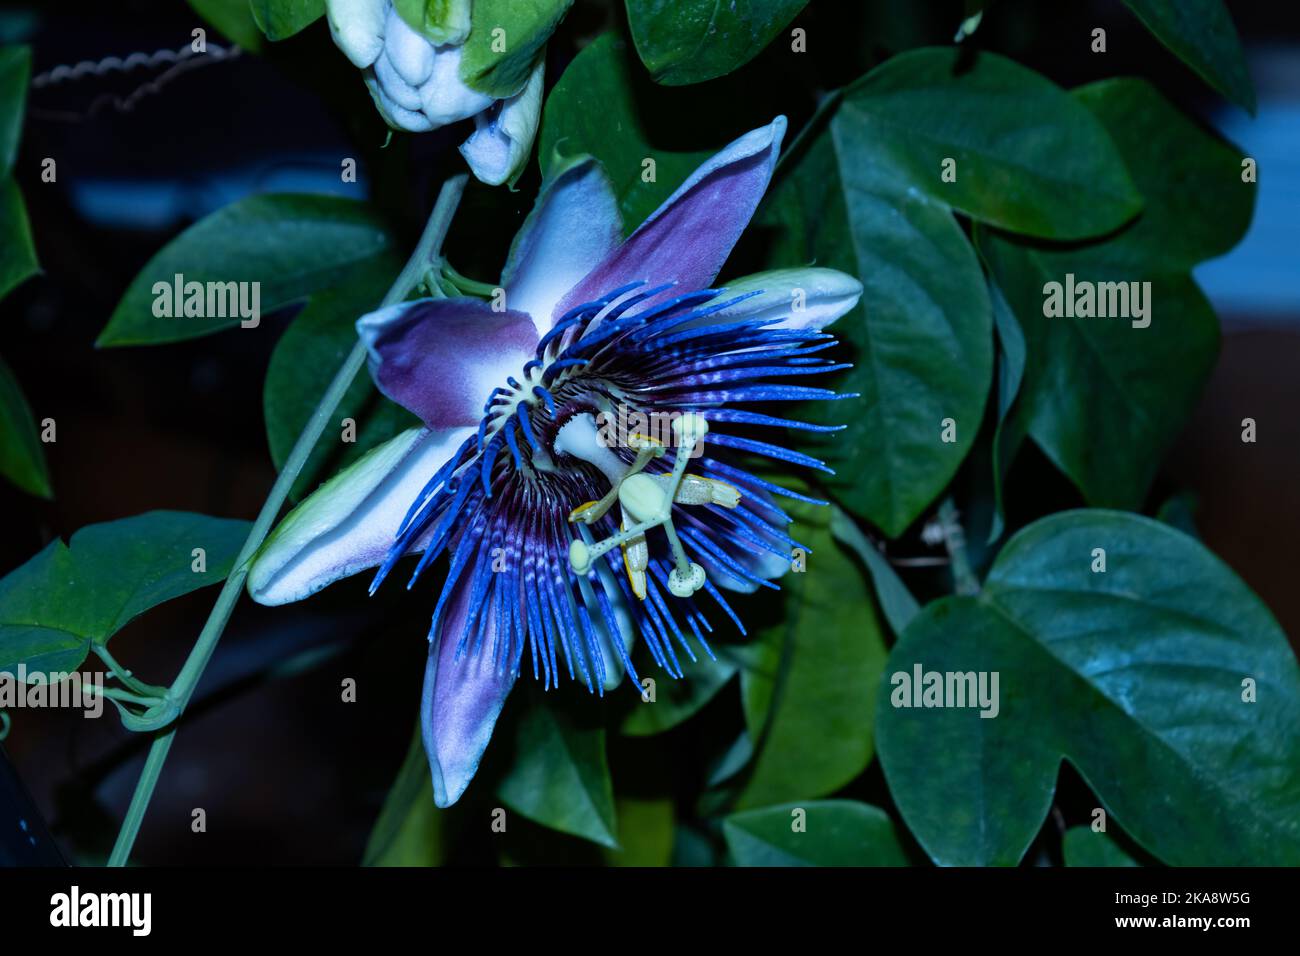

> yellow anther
[568,500,602,524]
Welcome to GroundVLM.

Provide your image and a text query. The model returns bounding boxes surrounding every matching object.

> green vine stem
[938,498,979,596]
[106,174,469,867]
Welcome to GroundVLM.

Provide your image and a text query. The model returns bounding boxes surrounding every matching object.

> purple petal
[559,117,787,315]
[422,580,517,807]
[357,297,538,429]
[502,156,622,332]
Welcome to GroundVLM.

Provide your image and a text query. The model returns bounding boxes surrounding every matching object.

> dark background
[1,0,1296,864]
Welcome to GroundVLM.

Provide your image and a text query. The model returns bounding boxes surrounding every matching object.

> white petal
[374,50,425,112]
[384,4,435,86]
[365,71,436,132]
[418,44,495,126]
[459,58,544,187]
[710,268,862,331]
[326,0,388,68]
[501,155,622,334]
[247,425,475,605]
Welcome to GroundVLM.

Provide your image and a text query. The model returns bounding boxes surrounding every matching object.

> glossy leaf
[621,653,737,736]
[187,0,266,50]
[0,177,38,303]
[459,0,571,98]
[497,696,618,848]
[0,512,251,677]
[0,45,30,174]
[1063,826,1140,867]
[262,261,416,500]
[1121,0,1255,114]
[0,354,50,498]
[976,78,1250,508]
[877,510,1300,866]
[538,34,711,232]
[842,48,1141,240]
[99,195,395,346]
[828,505,919,635]
[363,727,446,866]
[625,0,807,86]
[735,501,886,808]
[249,0,324,41]
[724,800,909,866]
[761,113,992,536]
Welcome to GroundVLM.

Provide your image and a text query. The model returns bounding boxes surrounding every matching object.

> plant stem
[938,498,979,596]
[107,174,468,867]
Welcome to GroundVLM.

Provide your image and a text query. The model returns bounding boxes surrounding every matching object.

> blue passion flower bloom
[247,117,862,806]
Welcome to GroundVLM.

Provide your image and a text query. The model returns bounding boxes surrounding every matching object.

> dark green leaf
[458,0,571,98]
[187,0,265,50]
[363,726,446,866]
[625,0,806,86]
[497,696,618,848]
[0,354,49,498]
[877,510,1300,866]
[262,261,416,500]
[736,501,887,808]
[538,34,711,232]
[0,177,38,302]
[724,800,909,866]
[621,652,737,736]
[1063,826,1140,867]
[987,277,1025,542]
[99,194,396,346]
[761,114,992,536]
[842,48,1141,239]
[1072,78,1254,273]
[980,236,1218,509]
[602,797,674,866]
[249,0,324,41]
[1121,0,1255,114]
[0,45,31,174]
[828,505,918,635]
[0,512,252,677]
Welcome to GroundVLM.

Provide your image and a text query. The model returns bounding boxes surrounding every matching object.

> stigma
[558,412,740,600]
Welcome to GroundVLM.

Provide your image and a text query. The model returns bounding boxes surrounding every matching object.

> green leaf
[187,0,265,51]
[979,252,1217,511]
[602,797,674,866]
[979,78,1250,509]
[0,176,38,302]
[625,0,807,86]
[724,800,909,866]
[761,111,992,536]
[363,726,446,866]
[1071,78,1254,273]
[0,512,252,677]
[0,354,49,498]
[735,501,887,808]
[0,45,31,174]
[842,48,1141,240]
[538,34,712,233]
[1063,826,1140,867]
[1121,0,1255,114]
[394,0,472,45]
[497,695,618,848]
[986,277,1025,543]
[876,510,1300,866]
[458,0,571,98]
[99,194,396,347]
[249,0,324,41]
[262,261,416,500]
[828,505,918,635]
[621,652,737,736]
